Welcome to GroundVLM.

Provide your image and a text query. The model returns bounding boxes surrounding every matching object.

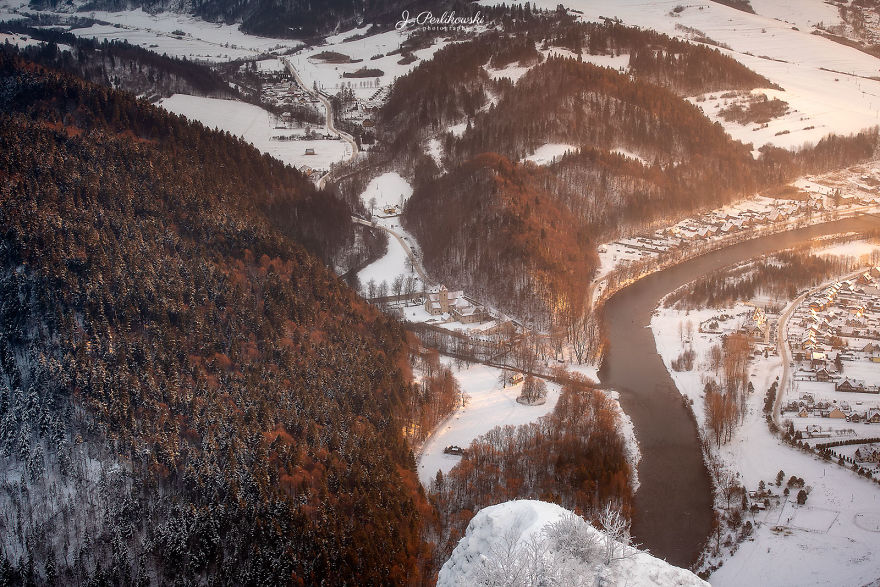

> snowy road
[281,57,359,187]
[352,216,433,286]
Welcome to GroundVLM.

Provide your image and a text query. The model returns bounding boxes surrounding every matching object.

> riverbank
[598,215,880,568]
[652,294,880,584]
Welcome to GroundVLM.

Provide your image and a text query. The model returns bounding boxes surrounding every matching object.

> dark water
[598,216,879,568]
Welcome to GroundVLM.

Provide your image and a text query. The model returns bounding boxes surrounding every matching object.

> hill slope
[382,17,878,322]
[0,51,429,584]
[27,0,477,37]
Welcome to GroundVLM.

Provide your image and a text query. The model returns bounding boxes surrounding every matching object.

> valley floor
[653,289,880,585]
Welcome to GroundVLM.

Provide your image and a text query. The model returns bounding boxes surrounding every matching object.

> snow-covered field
[357,232,412,290]
[361,171,412,212]
[284,28,451,101]
[158,94,350,170]
[0,1,299,61]
[356,173,426,292]
[813,238,880,261]
[418,360,561,486]
[652,304,755,424]
[439,500,707,586]
[0,30,67,51]
[483,0,880,154]
[710,447,880,587]
[523,143,578,165]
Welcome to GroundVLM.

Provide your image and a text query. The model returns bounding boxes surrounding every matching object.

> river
[598,215,880,568]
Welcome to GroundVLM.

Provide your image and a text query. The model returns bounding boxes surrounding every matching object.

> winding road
[351,216,434,286]
[281,57,359,188]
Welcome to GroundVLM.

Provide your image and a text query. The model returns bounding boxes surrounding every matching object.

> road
[351,216,433,286]
[281,57,359,188]
[774,290,808,428]
[773,267,868,426]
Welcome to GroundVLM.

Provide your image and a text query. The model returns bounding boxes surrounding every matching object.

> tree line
[426,375,633,573]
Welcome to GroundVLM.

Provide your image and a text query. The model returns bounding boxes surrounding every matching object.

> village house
[836,378,866,393]
[424,285,488,324]
[855,444,880,463]
[827,406,846,419]
[803,424,831,438]
[815,367,834,382]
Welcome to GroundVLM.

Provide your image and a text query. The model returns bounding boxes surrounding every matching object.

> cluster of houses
[424,285,491,324]
[664,199,822,242]
[256,68,320,113]
[604,197,833,267]
[599,165,880,288]
[783,392,880,423]
[788,269,880,382]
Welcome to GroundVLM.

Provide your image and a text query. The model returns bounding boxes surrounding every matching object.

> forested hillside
[376,14,879,323]
[1,23,235,100]
[27,0,478,37]
[0,52,432,584]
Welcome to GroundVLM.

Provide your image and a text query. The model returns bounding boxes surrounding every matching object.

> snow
[710,463,880,587]
[611,388,641,491]
[448,121,469,137]
[356,173,424,291]
[361,172,413,211]
[1,3,449,103]
[652,304,753,423]
[357,232,415,290]
[813,239,880,260]
[284,29,451,101]
[748,0,842,31]
[60,8,298,61]
[481,0,880,153]
[255,58,286,72]
[0,0,26,21]
[0,31,42,48]
[418,360,561,486]
[426,137,444,166]
[438,500,708,586]
[577,52,630,71]
[485,63,535,82]
[652,301,880,585]
[158,94,350,170]
[523,143,577,165]
[486,48,627,82]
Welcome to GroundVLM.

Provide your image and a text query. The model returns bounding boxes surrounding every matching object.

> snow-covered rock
[438,500,707,586]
